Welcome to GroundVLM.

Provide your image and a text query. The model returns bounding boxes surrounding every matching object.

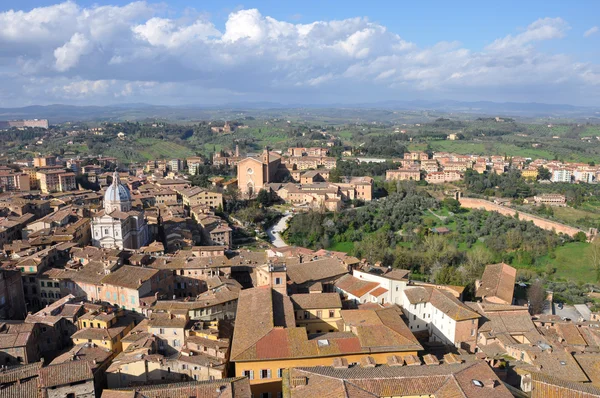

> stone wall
[459,198,586,237]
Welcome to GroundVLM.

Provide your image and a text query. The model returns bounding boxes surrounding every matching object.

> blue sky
[1,1,599,106]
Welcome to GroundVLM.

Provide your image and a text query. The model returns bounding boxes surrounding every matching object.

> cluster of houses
[385,151,600,185]
[4,226,600,397]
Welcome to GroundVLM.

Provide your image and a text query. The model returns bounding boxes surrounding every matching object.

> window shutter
[250,370,254,380]
[267,369,272,378]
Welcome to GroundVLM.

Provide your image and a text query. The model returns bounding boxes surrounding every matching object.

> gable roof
[285,361,513,398]
[476,263,516,304]
[334,274,379,298]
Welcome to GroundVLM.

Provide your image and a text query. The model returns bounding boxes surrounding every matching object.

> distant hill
[0,100,598,123]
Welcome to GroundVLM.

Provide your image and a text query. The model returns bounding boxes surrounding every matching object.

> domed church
[91,171,148,250]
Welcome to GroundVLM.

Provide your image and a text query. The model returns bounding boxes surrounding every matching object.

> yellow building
[290,293,342,334]
[72,309,134,353]
[230,287,422,397]
[522,169,539,180]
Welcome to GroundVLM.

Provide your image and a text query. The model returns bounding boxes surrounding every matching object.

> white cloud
[0,3,599,106]
[584,26,599,38]
[54,33,92,71]
[485,17,569,51]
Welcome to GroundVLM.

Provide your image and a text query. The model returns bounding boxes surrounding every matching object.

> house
[283,361,513,398]
[534,193,566,207]
[102,378,251,398]
[290,293,343,334]
[0,321,40,365]
[401,287,480,352]
[72,309,135,354]
[0,362,43,396]
[39,360,96,398]
[385,167,421,181]
[475,263,516,305]
[230,287,422,397]
[286,258,349,293]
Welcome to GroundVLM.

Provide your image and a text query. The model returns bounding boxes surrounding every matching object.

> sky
[0,0,599,107]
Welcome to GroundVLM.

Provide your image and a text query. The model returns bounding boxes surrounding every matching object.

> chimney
[484,379,497,388]
[290,376,307,388]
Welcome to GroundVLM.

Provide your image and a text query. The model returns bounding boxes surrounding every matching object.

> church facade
[91,171,148,250]
[237,149,281,197]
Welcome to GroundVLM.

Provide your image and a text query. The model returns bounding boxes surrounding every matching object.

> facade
[91,171,148,250]
[426,170,463,184]
[0,269,26,319]
[534,193,567,206]
[37,170,77,193]
[552,169,572,183]
[0,170,30,191]
[237,149,281,197]
[401,287,480,352]
[385,167,421,181]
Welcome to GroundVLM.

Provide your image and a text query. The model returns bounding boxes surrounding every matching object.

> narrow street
[266,213,292,247]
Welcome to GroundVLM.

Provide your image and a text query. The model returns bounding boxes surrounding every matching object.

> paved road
[267,213,292,247]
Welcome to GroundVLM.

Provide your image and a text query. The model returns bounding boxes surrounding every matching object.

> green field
[543,242,596,283]
[552,207,600,227]
[328,241,355,253]
[136,138,196,160]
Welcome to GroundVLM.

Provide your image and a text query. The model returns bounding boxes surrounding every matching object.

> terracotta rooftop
[476,263,516,304]
[334,274,379,298]
[39,360,94,388]
[284,361,512,398]
[290,293,342,310]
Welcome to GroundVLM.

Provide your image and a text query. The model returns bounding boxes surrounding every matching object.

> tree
[257,189,272,207]
[528,279,546,315]
[442,198,461,213]
[537,166,551,181]
[574,231,587,243]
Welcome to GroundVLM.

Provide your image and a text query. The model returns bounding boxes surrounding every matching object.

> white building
[91,171,148,250]
[401,286,480,352]
[552,169,572,183]
[352,266,410,305]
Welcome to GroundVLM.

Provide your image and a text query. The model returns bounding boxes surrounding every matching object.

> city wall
[459,198,586,237]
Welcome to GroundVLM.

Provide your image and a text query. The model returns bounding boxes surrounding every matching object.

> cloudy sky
[1,0,600,107]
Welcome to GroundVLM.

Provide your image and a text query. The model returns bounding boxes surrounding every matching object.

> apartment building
[402,287,480,352]
[36,169,77,193]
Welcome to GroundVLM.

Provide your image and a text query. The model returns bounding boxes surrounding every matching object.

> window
[173,339,181,347]
[260,369,271,379]
[413,315,416,320]
[54,282,59,288]
[471,329,475,336]
[277,368,284,378]
[40,281,45,287]
[104,228,109,234]
[275,277,282,285]
[329,310,335,318]
[242,370,254,380]
[83,322,87,328]
[316,310,322,318]
[304,311,310,319]
[130,296,136,305]
[105,292,111,300]
[159,328,165,334]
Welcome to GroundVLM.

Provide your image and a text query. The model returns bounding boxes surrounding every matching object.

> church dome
[104,171,131,213]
